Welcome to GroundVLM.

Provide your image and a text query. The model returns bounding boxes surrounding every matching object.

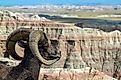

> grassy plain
[42,9,121,23]
[1,7,121,23]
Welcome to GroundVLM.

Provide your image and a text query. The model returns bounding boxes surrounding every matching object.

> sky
[0,0,121,6]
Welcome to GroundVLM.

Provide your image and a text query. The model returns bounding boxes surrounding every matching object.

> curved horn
[29,30,60,65]
[6,28,32,60]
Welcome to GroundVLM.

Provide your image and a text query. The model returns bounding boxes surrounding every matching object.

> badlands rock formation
[0,10,121,79]
[39,68,117,80]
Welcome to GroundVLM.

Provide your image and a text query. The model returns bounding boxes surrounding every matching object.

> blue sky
[0,0,121,6]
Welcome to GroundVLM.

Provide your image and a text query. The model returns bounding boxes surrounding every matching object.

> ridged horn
[6,28,32,60]
[29,30,60,65]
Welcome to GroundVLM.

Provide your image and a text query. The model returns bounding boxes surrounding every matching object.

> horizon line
[0,3,121,7]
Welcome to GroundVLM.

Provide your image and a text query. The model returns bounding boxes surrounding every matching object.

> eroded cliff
[0,10,121,79]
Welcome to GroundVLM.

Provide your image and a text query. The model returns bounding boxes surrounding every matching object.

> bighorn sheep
[0,28,61,80]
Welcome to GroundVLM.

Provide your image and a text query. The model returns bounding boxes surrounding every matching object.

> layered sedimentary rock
[0,10,70,36]
[41,28,121,78]
[39,68,117,80]
[0,10,121,79]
